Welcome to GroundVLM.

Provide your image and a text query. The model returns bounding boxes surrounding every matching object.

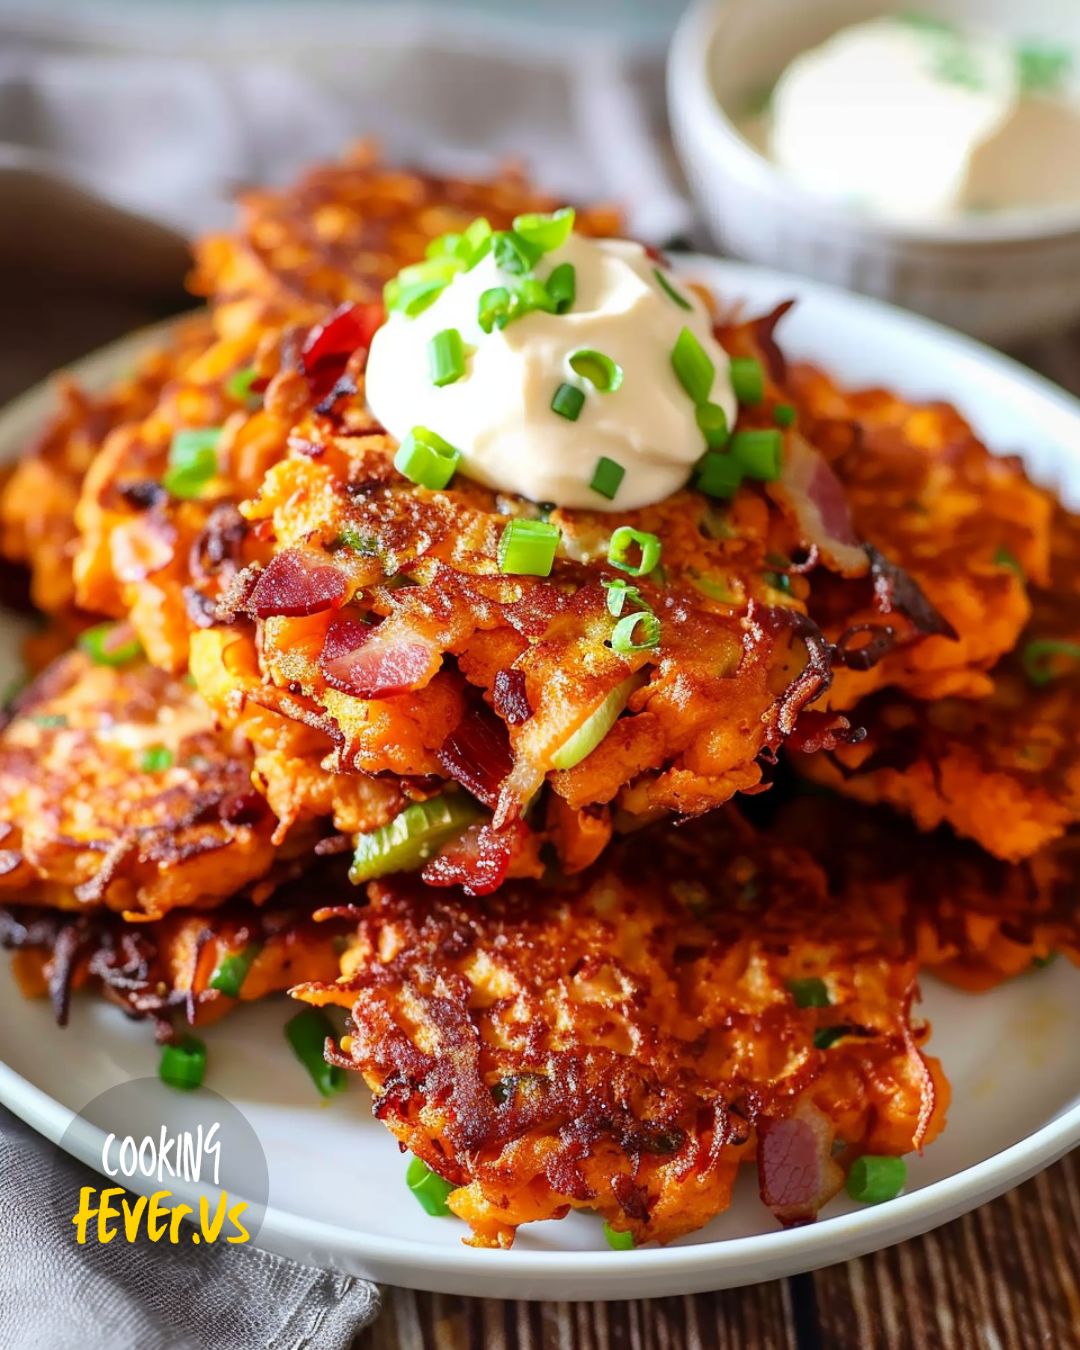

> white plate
[1,260,1078,1300]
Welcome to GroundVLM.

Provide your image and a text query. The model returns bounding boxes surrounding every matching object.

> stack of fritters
[0,146,1076,1249]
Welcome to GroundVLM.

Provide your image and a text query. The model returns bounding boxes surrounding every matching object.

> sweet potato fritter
[0,648,295,918]
[296,815,946,1249]
[720,316,1051,707]
[0,895,345,1032]
[801,503,1080,861]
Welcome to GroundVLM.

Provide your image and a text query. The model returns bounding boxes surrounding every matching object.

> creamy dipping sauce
[365,231,736,511]
[742,16,1080,221]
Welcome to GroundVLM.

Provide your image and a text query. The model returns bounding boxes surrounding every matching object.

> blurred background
[0,0,693,399]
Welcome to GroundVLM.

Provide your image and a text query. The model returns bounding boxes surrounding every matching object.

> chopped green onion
[339,524,378,555]
[611,611,661,654]
[603,1222,635,1251]
[730,357,765,406]
[394,426,462,491]
[789,977,830,1009]
[546,262,576,313]
[551,382,586,421]
[695,451,743,500]
[208,942,262,998]
[285,1008,346,1098]
[696,402,730,450]
[602,577,650,618]
[551,672,646,771]
[994,546,1023,577]
[731,428,783,481]
[78,622,144,668]
[1017,42,1072,93]
[813,1026,848,1050]
[764,571,793,594]
[498,518,561,576]
[425,232,462,260]
[140,744,174,774]
[493,229,543,276]
[590,457,625,501]
[350,794,481,883]
[846,1155,907,1205]
[397,257,464,289]
[773,403,796,428]
[427,328,466,387]
[653,267,692,311]
[226,367,259,403]
[459,217,493,269]
[670,327,715,406]
[478,285,513,333]
[512,277,557,317]
[164,427,221,499]
[406,1156,456,1217]
[1021,638,1080,687]
[1032,952,1058,969]
[608,526,662,577]
[512,206,575,252]
[159,1036,206,1091]
[396,278,451,317]
[568,349,623,393]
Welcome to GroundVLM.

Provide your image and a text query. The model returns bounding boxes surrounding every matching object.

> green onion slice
[1017,42,1072,95]
[512,277,557,317]
[568,349,623,393]
[551,382,585,421]
[773,402,796,428]
[427,328,466,387]
[994,546,1023,577]
[730,428,783,482]
[512,206,576,253]
[546,262,576,313]
[159,1036,206,1091]
[653,267,692,311]
[788,977,830,1009]
[696,402,730,450]
[459,217,494,269]
[425,232,462,260]
[671,327,715,405]
[493,230,543,276]
[78,622,144,668]
[846,1155,907,1205]
[813,1026,848,1050]
[590,456,625,501]
[695,450,743,500]
[140,744,174,774]
[498,518,561,576]
[406,1156,456,1217]
[550,672,647,771]
[164,427,221,500]
[608,526,662,577]
[226,367,259,403]
[1021,638,1080,687]
[397,257,464,289]
[611,611,661,654]
[478,285,512,334]
[350,794,482,883]
[208,943,262,998]
[603,1221,635,1251]
[393,426,462,491]
[602,577,650,617]
[730,357,765,406]
[284,1008,346,1098]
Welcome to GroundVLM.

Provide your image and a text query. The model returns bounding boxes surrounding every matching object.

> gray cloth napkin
[0,1106,380,1350]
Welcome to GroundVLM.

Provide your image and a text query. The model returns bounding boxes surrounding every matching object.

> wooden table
[11,267,1078,1350]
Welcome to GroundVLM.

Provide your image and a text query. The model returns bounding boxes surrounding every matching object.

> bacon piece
[770,434,868,577]
[249,549,349,619]
[757,1099,845,1227]
[437,706,513,808]
[421,820,527,896]
[319,612,439,697]
[301,302,383,402]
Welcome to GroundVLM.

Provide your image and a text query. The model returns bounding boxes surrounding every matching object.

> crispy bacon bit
[867,546,958,639]
[437,706,514,808]
[749,602,836,746]
[314,374,358,416]
[492,669,531,725]
[771,434,868,577]
[421,820,526,896]
[189,504,246,586]
[757,1099,844,1227]
[319,613,436,697]
[249,548,349,619]
[750,299,796,385]
[301,302,383,402]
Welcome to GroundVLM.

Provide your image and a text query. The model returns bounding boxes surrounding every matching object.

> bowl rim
[669,0,1080,249]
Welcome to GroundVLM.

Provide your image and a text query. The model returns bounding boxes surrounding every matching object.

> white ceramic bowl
[668,0,1080,343]
[2,261,1080,1298]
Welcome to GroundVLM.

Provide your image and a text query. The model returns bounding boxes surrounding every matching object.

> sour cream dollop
[745,17,1080,221]
[364,232,736,511]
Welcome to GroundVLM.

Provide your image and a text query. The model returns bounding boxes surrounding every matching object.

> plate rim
[2,258,1079,1295]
